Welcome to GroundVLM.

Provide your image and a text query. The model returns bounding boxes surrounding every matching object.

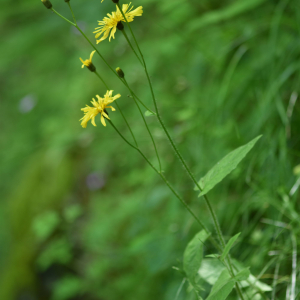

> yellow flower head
[80,90,121,128]
[79,50,96,71]
[94,3,143,44]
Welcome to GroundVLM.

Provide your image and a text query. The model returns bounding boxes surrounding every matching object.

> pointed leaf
[206,269,235,300]
[205,254,220,258]
[234,268,250,281]
[220,232,241,261]
[183,230,210,286]
[197,135,262,196]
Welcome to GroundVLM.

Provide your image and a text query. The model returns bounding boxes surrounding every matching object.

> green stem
[119,2,226,247]
[118,4,245,299]
[94,71,138,148]
[123,78,162,172]
[51,8,75,26]
[108,120,215,239]
[67,2,77,24]
[56,3,155,118]
[121,30,143,65]
[51,5,234,291]
[128,92,156,116]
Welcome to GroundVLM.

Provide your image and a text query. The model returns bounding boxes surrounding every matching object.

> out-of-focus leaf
[188,0,267,31]
[199,259,272,295]
[234,268,250,281]
[206,269,235,300]
[52,276,83,300]
[64,204,82,223]
[183,230,209,287]
[32,210,60,243]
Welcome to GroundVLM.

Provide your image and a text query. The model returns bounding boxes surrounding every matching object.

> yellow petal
[97,29,111,43]
[112,93,121,100]
[106,106,116,111]
[127,6,143,17]
[102,111,110,120]
[91,117,97,127]
[89,50,96,61]
[122,3,130,14]
[109,26,117,41]
[101,114,106,126]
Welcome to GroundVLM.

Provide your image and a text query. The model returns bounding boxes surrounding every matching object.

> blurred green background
[1,0,300,299]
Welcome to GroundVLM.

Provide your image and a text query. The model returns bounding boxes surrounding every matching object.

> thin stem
[94,71,138,148]
[67,2,77,24]
[51,6,239,295]
[75,25,116,73]
[128,92,156,116]
[117,3,144,64]
[118,5,245,299]
[108,120,223,252]
[51,8,75,26]
[118,0,227,251]
[120,6,227,248]
[54,3,155,118]
[123,78,162,172]
[121,30,143,65]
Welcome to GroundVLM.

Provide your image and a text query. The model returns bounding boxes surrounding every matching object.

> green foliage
[205,268,250,300]
[220,232,241,261]
[196,136,262,196]
[32,211,60,243]
[1,0,300,299]
[206,269,235,300]
[183,230,209,291]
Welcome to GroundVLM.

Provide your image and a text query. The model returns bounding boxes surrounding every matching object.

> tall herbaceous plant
[41,0,263,299]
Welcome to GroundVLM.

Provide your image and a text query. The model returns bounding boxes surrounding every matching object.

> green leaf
[234,268,250,281]
[145,110,155,116]
[199,258,272,294]
[188,0,266,31]
[197,135,262,196]
[32,211,60,243]
[183,230,210,286]
[205,254,220,258]
[205,268,249,300]
[206,269,235,300]
[220,232,241,261]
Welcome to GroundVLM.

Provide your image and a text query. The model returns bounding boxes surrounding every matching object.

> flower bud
[116,67,125,78]
[41,0,53,9]
[116,21,124,31]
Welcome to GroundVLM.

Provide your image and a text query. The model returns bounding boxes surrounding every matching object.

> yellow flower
[94,3,143,44]
[80,90,121,128]
[79,50,96,71]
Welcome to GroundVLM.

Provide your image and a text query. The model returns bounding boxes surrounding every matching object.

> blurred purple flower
[19,94,37,113]
[86,172,106,191]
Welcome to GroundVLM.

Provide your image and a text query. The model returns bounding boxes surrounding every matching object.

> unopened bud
[116,21,124,31]
[116,67,125,78]
[111,0,119,3]
[41,0,53,9]
[87,64,96,72]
